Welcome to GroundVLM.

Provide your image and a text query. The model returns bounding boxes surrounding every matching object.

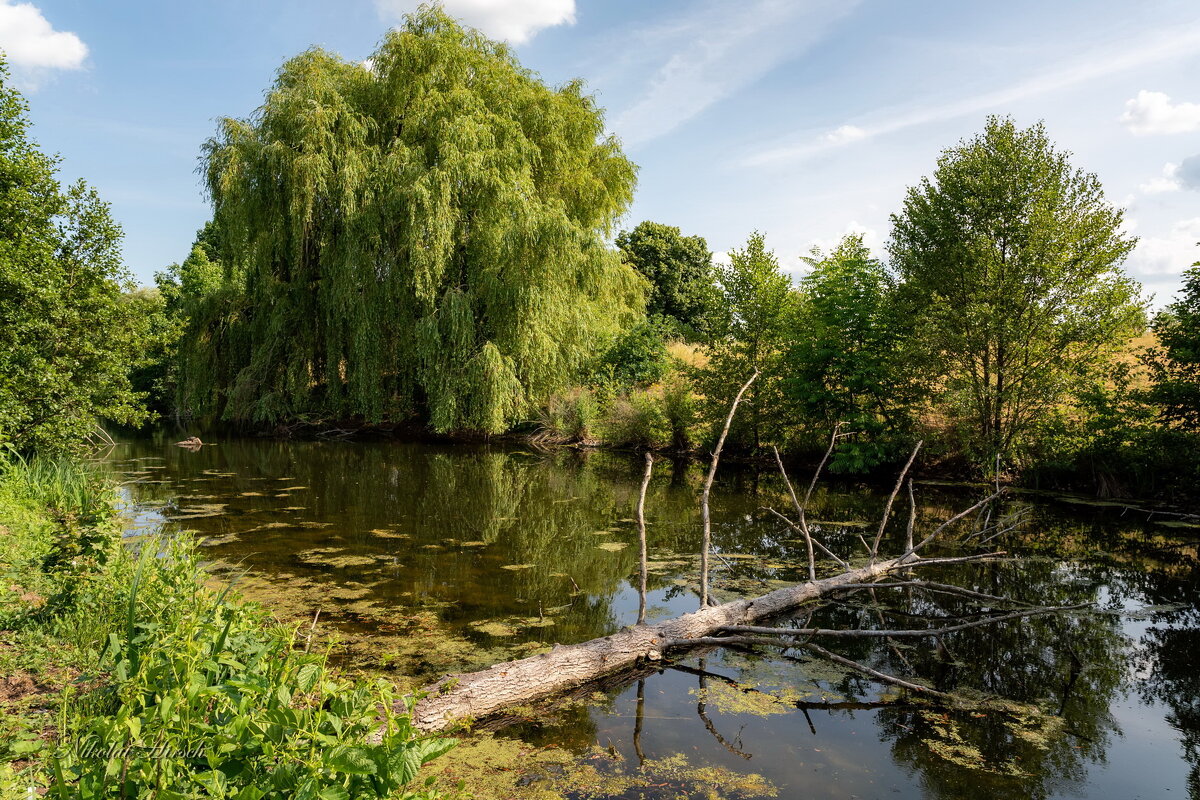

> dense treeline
[2,8,1198,500]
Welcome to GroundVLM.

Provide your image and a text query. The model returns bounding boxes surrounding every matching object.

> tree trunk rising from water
[191,7,643,432]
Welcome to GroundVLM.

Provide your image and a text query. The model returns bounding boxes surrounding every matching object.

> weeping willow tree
[186,7,644,432]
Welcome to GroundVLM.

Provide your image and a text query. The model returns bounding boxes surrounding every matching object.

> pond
[101,431,1200,799]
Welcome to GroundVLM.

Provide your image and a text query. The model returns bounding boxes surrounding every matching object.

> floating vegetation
[689,682,804,717]
[596,542,628,552]
[1052,495,1131,508]
[295,548,380,569]
[644,558,691,573]
[329,585,373,602]
[166,503,228,520]
[423,718,779,798]
[501,563,536,571]
[243,521,296,532]
[1154,519,1200,529]
[279,485,309,491]
[460,541,487,547]
[239,491,266,497]
[371,529,411,539]
[470,620,518,637]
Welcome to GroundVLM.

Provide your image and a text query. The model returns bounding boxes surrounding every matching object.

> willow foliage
[193,7,643,432]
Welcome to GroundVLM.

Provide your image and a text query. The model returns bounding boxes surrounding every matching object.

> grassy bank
[0,455,454,799]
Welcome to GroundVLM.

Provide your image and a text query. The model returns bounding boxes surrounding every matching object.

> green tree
[699,231,797,450]
[785,234,916,471]
[591,320,671,389]
[130,225,230,417]
[616,221,717,337]
[192,7,643,433]
[1146,259,1200,430]
[888,117,1144,465]
[0,60,149,451]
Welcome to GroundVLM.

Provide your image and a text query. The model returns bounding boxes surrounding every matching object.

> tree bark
[407,552,988,732]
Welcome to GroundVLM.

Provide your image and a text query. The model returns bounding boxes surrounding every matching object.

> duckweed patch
[428,737,777,800]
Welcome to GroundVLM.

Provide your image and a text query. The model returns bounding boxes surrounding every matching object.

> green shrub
[660,376,699,451]
[538,388,599,443]
[591,322,671,389]
[598,389,671,449]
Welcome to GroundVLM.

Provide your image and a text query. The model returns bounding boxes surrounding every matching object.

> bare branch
[851,579,1030,606]
[870,440,923,564]
[719,603,1091,639]
[904,479,916,555]
[801,641,953,700]
[700,371,759,608]
[772,445,815,581]
[761,507,849,570]
[636,453,654,625]
[905,490,1005,557]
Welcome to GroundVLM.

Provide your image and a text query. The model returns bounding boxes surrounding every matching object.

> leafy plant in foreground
[48,540,453,799]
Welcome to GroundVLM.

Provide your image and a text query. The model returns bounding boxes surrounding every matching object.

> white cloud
[743,24,1200,167]
[375,0,574,44]
[610,0,858,147]
[823,125,867,145]
[1140,162,1181,194]
[1127,217,1200,277]
[804,220,882,267]
[1120,90,1200,135]
[0,0,86,70]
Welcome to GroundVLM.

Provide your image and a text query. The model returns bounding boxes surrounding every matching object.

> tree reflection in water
[105,434,1200,798]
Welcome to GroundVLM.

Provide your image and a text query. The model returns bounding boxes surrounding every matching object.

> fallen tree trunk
[409,552,994,732]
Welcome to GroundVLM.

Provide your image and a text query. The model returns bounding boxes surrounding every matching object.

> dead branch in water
[400,412,1079,734]
[636,453,654,625]
[700,371,758,608]
[771,423,844,581]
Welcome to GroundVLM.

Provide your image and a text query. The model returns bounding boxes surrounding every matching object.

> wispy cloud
[742,24,1200,167]
[609,0,858,148]
[1121,90,1200,135]
[375,0,575,44]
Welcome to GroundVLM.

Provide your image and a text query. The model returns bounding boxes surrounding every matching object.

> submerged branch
[719,602,1092,639]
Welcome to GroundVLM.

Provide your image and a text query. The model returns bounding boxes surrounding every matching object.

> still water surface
[102,432,1200,799]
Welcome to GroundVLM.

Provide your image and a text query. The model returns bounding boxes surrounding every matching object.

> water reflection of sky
[101,433,1200,799]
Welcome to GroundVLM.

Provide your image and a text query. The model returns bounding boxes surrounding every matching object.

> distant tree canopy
[785,234,917,471]
[616,221,716,336]
[889,116,1144,464]
[698,232,797,450]
[1147,259,1200,431]
[187,7,644,432]
[0,60,149,452]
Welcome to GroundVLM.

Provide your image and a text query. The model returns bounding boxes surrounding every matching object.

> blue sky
[4,0,1199,304]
